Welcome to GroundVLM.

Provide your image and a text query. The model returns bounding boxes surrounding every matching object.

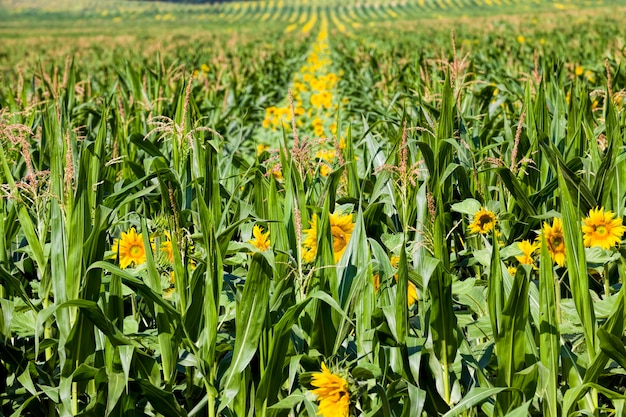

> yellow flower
[257,143,269,155]
[249,225,271,251]
[507,266,517,276]
[373,256,418,307]
[317,149,336,162]
[311,363,349,417]
[582,207,625,249]
[469,208,497,235]
[112,227,146,269]
[515,240,540,266]
[516,35,525,44]
[160,232,174,262]
[302,212,354,263]
[271,167,283,180]
[575,66,584,77]
[320,163,332,177]
[201,64,210,73]
[311,93,324,109]
[407,282,419,307]
[389,255,419,307]
[591,99,599,110]
[541,218,566,267]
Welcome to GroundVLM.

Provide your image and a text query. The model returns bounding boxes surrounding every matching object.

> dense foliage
[1,2,626,416]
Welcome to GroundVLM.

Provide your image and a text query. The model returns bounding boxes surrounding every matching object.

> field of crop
[2,0,626,416]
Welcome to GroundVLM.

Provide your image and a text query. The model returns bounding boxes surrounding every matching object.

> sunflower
[515,240,540,267]
[249,225,271,251]
[582,207,626,249]
[469,207,497,235]
[310,363,350,417]
[541,218,566,267]
[406,282,419,307]
[159,231,174,262]
[373,255,419,307]
[302,212,354,264]
[112,227,146,269]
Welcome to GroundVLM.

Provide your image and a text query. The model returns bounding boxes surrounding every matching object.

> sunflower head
[249,225,271,251]
[541,218,566,267]
[302,212,354,264]
[469,207,497,235]
[155,231,174,263]
[582,207,626,250]
[310,363,350,417]
[515,239,540,267]
[112,227,146,269]
[374,255,418,307]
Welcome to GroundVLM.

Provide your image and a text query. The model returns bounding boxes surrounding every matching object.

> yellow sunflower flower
[320,163,332,177]
[391,255,419,307]
[249,225,270,251]
[310,363,350,417]
[302,212,354,264]
[257,143,269,155]
[373,255,419,307]
[575,65,584,77]
[112,227,146,269]
[469,207,497,235]
[159,231,174,262]
[515,240,540,266]
[316,149,336,162]
[541,218,566,267]
[582,207,626,249]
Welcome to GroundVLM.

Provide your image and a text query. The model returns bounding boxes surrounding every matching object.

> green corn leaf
[256,299,312,410]
[558,168,596,359]
[496,168,536,217]
[105,372,126,417]
[585,278,625,384]
[428,262,458,405]
[135,379,186,417]
[221,253,272,410]
[395,241,408,346]
[562,382,625,417]
[60,300,134,348]
[597,328,626,371]
[543,142,596,213]
[487,234,504,339]
[90,262,180,319]
[495,268,530,412]
[504,401,531,417]
[539,234,560,417]
[442,387,510,417]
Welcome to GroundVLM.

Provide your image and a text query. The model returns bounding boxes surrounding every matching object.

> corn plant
[1,2,626,417]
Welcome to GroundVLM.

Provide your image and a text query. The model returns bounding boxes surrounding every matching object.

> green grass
[1,2,626,416]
